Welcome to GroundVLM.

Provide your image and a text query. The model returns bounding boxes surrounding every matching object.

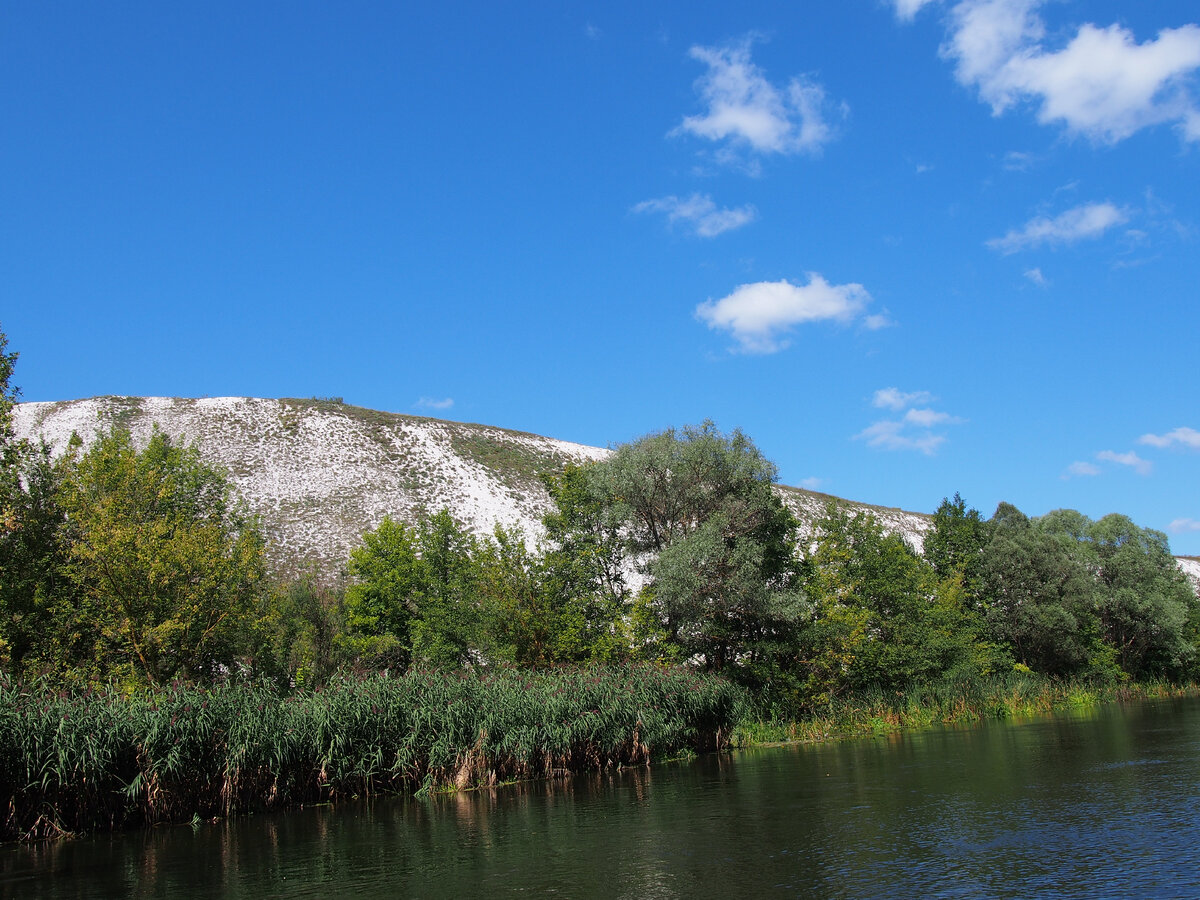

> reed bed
[0,665,742,841]
[733,675,1200,745]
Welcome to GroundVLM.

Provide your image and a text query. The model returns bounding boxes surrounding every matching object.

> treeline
[1,324,1197,709]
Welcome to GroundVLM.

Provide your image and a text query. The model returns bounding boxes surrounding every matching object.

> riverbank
[0,665,740,842]
[733,676,1200,746]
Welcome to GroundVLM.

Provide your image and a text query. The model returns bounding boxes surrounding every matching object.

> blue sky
[3,1,1199,552]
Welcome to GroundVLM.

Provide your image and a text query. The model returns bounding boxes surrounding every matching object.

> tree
[550,421,803,675]
[1077,514,1194,678]
[974,503,1097,676]
[924,493,990,583]
[343,515,424,669]
[59,427,266,684]
[799,504,978,701]
[343,509,482,670]
[0,325,79,678]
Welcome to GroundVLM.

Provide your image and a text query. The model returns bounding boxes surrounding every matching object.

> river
[5,696,1200,898]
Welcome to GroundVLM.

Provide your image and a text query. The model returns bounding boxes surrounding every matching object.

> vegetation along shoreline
[3,324,1199,840]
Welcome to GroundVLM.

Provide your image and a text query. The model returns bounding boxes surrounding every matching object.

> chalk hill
[15,396,935,576]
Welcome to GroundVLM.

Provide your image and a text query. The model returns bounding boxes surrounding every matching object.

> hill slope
[14,396,932,575]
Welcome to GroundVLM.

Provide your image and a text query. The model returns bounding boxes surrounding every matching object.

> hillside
[14,396,932,575]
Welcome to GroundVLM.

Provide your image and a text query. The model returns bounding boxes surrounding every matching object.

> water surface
[5,697,1199,898]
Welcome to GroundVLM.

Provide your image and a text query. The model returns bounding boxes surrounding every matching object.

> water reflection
[4,698,1200,898]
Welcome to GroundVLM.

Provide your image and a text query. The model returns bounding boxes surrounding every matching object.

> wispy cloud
[799,476,825,491]
[891,0,940,22]
[1002,150,1037,171]
[873,387,934,410]
[416,397,454,410]
[862,311,895,330]
[1062,460,1102,479]
[904,408,964,427]
[696,274,873,354]
[1024,267,1047,286]
[934,0,1200,144]
[856,388,964,455]
[987,201,1127,253]
[1170,518,1200,534]
[1096,449,1153,475]
[633,194,757,237]
[674,37,844,163]
[1139,426,1200,450]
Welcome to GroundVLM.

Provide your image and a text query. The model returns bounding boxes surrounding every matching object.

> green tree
[0,326,80,678]
[258,572,346,688]
[975,503,1097,676]
[1074,514,1194,678]
[0,442,75,677]
[409,509,482,667]
[924,493,990,583]
[551,422,803,676]
[799,505,978,702]
[343,509,482,670]
[59,427,266,685]
[343,515,424,669]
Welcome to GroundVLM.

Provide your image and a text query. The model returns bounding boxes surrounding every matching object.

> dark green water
[6,697,1200,898]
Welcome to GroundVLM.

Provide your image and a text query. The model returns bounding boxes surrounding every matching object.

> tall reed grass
[0,665,742,841]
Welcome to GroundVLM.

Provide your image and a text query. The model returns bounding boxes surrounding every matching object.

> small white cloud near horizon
[1170,518,1200,534]
[416,397,455,410]
[696,274,873,354]
[799,476,825,491]
[937,0,1200,144]
[987,201,1127,254]
[857,388,964,455]
[674,38,844,161]
[1062,460,1102,479]
[1139,426,1200,450]
[633,194,758,237]
[1097,449,1153,475]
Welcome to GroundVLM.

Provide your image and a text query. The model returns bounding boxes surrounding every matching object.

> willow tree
[552,421,804,675]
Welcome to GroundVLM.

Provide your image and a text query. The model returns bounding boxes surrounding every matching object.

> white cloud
[872,387,934,410]
[1139,426,1200,450]
[904,407,963,427]
[1024,267,1047,286]
[799,476,825,491]
[674,38,843,159]
[696,274,872,353]
[856,420,947,455]
[987,201,1127,253]
[857,390,964,455]
[633,194,757,237]
[1063,460,1102,478]
[1003,150,1037,171]
[863,311,895,330]
[893,0,940,23]
[939,0,1200,143]
[416,397,454,410]
[1096,449,1153,475]
[1170,518,1200,534]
